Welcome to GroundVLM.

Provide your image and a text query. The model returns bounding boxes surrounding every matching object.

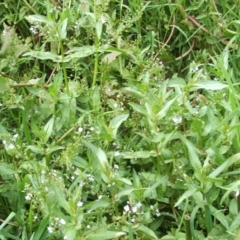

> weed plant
[1,0,240,239]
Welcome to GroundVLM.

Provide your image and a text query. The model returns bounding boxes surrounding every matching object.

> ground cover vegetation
[1,0,240,239]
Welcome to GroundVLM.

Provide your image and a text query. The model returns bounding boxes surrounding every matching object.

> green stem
[185,214,192,240]
[22,0,38,14]
[60,40,69,93]
[175,198,189,239]
[92,47,99,87]
[237,195,240,213]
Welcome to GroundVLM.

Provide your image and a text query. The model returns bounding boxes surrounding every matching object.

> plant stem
[92,47,99,87]
[185,214,192,240]
[60,40,69,94]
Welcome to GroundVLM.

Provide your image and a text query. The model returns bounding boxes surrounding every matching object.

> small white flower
[115,151,120,156]
[78,127,83,133]
[132,206,137,213]
[113,103,118,108]
[131,218,135,222]
[64,236,68,240]
[77,201,83,207]
[13,134,18,140]
[124,205,130,212]
[100,15,107,24]
[156,211,161,217]
[98,195,102,199]
[136,202,142,208]
[47,226,54,233]
[59,219,66,225]
[114,164,119,169]
[172,115,182,124]
[90,127,94,131]
[87,174,94,182]
[87,225,91,229]
[8,143,15,150]
[193,108,199,115]
[25,193,32,201]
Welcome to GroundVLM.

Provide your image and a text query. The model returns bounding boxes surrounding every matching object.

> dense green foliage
[1,0,240,239]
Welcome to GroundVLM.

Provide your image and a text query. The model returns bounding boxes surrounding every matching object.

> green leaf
[0,77,9,92]
[229,212,240,231]
[0,124,9,136]
[137,225,158,239]
[23,51,63,62]
[109,114,129,138]
[58,18,68,39]
[133,169,142,188]
[209,206,229,229]
[91,86,101,111]
[143,175,168,198]
[52,185,72,215]
[102,51,122,63]
[62,226,76,240]
[115,177,132,185]
[121,150,156,159]
[210,109,240,133]
[160,232,186,240]
[31,217,49,240]
[115,188,135,200]
[156,96,178,120]
[83,141,111,183]
[0,212,15,230]
[46,145,65,155]
[0,231,21,240]
[27,145,45,155]
[43,117,54,143]
[205,205,213,233]
[220,180,240,205]
[174,187,197,207]
[0,163,17,175]
[84,198,110,212]
[86,230,126,240]
[123,87,145,98]
[178,133,202,181]
[0,26,15,54]
[129,102,147,115]
[49,71,63,96]
[190,80,228,91]
[167,77,186,87]
[209,153,240,178]
[65,46,97,60]
[96,20,103,40]
[26,15,54,25]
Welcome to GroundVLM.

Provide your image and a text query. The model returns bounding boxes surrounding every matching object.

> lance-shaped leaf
[109,113,129,138]
[83,141,111,183]
[178,133,202,181]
